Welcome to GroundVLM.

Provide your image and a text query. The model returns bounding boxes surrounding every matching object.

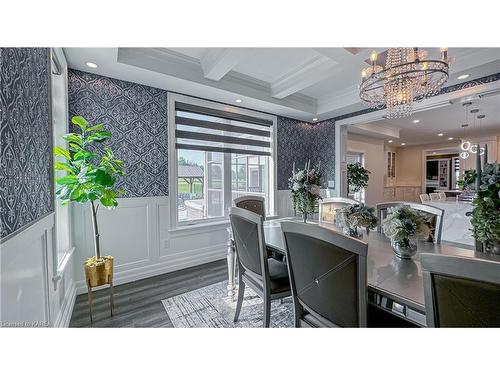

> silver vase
[391,239,418,260]
[343,226,362,239]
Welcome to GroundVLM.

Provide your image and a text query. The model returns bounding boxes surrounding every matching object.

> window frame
[168,93,277,229]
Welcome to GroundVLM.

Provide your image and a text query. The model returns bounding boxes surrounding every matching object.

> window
[170,95,276,226]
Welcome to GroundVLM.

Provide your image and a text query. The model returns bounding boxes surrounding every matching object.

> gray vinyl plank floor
[69,260,228,328]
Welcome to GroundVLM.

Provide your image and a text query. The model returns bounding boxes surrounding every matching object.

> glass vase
[391,238,418,259]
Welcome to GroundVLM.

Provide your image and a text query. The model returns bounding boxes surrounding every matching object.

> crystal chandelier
[360,48,450,118]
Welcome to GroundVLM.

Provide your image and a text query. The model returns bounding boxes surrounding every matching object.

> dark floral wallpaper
[0,48,53,239]
[68,70,169,197]
[277,117,335,190]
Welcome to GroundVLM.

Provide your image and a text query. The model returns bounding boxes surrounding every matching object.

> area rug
[161,281,294,328]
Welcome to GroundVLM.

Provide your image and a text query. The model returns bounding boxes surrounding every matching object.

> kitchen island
[426,200,474,247]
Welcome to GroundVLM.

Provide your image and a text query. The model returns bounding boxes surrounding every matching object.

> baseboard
[75,245,227,295]
[53,280,76,328]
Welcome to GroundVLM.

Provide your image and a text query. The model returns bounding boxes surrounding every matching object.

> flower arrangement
[382,205,431,258]
[336,204,378,237]
[289,161,322,222]
[467,163,500,252]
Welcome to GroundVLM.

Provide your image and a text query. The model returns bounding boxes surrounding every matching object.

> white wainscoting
[71,191,332,295]
[0,213,76,327]
[72,196,230,294]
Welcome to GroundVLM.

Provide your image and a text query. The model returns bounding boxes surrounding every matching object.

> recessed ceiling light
[437,133,444,136]
[235,99,242,103]
[401,143,406,146]
[85,62,98,68]
[413,119,420,123]
[312,117,318,121]
[432,152,437,155]
[448,137,454,140]
[388,140,393,143]
[457,74,470,80]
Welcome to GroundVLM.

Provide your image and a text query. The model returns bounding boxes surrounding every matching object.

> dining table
[226,217,480,327]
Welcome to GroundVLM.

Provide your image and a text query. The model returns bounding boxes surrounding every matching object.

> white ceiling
[366,93,500,146]
[64,47,500,122]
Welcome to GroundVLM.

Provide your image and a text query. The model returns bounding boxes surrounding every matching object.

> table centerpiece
[336,203,378,238]
[289,161,322,222]
[381,205,431,259]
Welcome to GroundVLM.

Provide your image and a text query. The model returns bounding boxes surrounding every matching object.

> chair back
[419,193,430,203]
[280,222,368,327]
[438,192,447,200]
[422,253,500,327]
[376,201,444,243]
[319,197,359,223]
[429,193,441,201]
[229,207,267,278]
[234,195,266,220]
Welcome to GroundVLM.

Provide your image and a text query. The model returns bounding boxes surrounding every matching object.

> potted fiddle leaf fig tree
[54,115,124,288]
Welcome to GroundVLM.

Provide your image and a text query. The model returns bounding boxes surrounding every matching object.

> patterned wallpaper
[68,70,169,197]
[0,48,53,239]
[277,117,335,190]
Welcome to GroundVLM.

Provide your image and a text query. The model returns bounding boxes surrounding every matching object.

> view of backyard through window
[177,150,270,222]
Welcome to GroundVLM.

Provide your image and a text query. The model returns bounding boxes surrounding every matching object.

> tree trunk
[90,201,101,259]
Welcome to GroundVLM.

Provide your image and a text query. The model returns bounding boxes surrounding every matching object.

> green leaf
[56,175,78,186]
[74,150,97,161]
[88,131,112,143]
[54,146,70,160]
[86,124,104,133]
[54,162,75,174]
[92,169,115,187]
[100,190,118,207]
[72,116,88,130]
[63,133,83,145]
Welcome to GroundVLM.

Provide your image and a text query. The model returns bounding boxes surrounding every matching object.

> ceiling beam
[200,48,251,81]
[271,55,338,99]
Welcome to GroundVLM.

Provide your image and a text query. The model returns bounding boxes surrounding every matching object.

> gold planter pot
[84,256,114,323]
[85,256,114,287]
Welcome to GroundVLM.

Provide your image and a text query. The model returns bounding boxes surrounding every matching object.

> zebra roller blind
[175,102,273,156]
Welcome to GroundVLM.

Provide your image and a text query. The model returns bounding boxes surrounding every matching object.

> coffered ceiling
[64,47,500,122]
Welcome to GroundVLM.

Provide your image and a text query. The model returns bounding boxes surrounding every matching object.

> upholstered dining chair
[429,192,441,201]
[422,253,500,327]
[234,195,266,220]
[419,193,430,203]
[438,192,447,200]
[376,201,444,244]
[280,221,368,328]
[318,197,359,223]
[229,207,291,327]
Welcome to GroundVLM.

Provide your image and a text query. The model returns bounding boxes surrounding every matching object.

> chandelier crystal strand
[360,48,450,118]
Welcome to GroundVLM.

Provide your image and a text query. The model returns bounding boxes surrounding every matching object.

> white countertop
[426,200,474,246]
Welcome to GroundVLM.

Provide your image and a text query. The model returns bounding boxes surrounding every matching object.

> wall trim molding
[53,280,76,328]
[75,244,226,295]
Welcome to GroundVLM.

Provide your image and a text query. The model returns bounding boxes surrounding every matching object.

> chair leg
[234,275,245,323]
[263,295,271,328]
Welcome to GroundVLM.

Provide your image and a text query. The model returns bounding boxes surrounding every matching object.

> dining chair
[438,192,447,200]
[376,201,444,243]
[280,221,368,327]
[422,253,500,327]
[229,207,291,327]
[234,195,266,220]
[419,193,430,203]
[318,197,359,223]
[429,193,441,201]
